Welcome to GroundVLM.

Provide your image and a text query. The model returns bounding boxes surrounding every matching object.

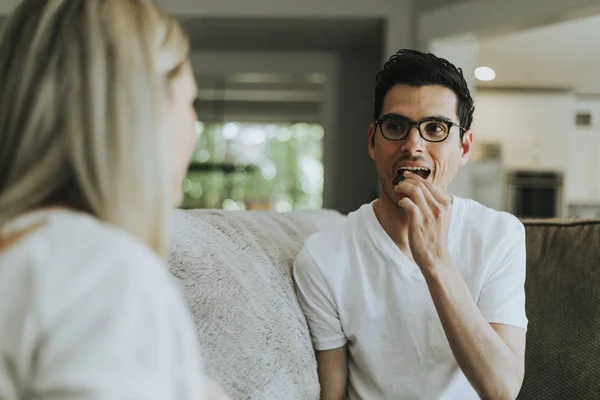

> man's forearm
[316,347,348,400]
[423,263,523,399]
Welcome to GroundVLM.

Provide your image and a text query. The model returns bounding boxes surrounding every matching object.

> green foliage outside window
[181,121,324,211]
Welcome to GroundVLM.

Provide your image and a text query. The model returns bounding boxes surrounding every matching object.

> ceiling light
[475,66,496,82]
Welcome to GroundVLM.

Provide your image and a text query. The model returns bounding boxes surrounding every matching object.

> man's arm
[316,346,348,400]
[423,265,525,399]
[396,171,527,399]
[292,245,350,400]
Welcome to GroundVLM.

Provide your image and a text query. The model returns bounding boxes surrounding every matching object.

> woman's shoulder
[49,209,168,284]
[2,209,168,297]
[45,209,161,261]
[0,209,205,399]
[1,208,184,333]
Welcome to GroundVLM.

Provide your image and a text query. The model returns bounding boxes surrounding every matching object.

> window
[182,121,324,212]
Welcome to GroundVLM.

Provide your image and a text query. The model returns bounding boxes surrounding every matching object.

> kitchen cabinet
[473,91,571,172]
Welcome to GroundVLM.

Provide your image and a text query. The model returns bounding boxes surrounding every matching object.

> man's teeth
[398,167,430,172]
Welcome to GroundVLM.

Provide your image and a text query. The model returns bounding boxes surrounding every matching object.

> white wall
[0,0,413,60]
[414,0,467,12]
[418,0,600,49]
[473,91,572,172]
[154,0,402,18]
[569,98,600,203]
[472,90,600,206]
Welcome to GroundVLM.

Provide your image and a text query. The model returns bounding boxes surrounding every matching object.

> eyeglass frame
[374,113,467,143]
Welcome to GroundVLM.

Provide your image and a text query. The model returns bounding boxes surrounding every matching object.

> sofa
[168,209,600,399]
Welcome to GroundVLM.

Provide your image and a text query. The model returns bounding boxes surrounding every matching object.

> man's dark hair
[374,49,475,136]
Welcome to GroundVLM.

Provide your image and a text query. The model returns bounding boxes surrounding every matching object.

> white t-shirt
[293,197,528,400]
[0,209,205,400]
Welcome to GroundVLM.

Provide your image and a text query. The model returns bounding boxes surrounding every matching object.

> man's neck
[373,196,413,259]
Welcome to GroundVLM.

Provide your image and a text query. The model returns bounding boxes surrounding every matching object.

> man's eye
[424,122,447,133]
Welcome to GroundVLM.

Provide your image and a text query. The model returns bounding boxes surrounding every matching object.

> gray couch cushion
[519,219,600,399]
[169,209,345,400]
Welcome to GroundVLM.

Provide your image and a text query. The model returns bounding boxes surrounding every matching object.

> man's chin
[381,189,405,207]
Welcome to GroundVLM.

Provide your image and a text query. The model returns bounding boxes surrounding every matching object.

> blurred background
[3,0,597,218]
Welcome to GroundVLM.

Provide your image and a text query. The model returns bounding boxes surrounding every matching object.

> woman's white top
[0,209,204,399]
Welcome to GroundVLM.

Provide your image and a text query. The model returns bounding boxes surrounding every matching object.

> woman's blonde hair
[0,0,190,257]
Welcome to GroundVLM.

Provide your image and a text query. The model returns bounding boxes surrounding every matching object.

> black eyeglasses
[375,114,466,143]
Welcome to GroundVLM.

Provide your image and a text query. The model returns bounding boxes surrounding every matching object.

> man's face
[368,84,473,205]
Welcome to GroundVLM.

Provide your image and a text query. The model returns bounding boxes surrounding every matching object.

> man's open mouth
[393,166,431,184]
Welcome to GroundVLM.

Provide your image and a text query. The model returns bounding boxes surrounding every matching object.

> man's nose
[400,127,425,155]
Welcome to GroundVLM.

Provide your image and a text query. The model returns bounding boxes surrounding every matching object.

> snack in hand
[392,170,405,185]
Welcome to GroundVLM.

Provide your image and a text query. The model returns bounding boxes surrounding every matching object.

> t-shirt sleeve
[293,244,347,351]
[477,220,528,330]
[35,242,205,400]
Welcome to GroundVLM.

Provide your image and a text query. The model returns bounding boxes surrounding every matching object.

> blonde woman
[0,0,228,399]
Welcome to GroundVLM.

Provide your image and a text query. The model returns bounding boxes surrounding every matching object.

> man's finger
[398,197,424,234]
[398,196,418,215]
[402,171,451,206]
[395,180,429,211]
[402,177,439,210]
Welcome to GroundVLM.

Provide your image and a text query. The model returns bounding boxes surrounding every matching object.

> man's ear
[460,130,473,166]
[368,124,376,160]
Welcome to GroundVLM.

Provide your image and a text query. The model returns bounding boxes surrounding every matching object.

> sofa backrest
[519,219,600,399]
[171,208,600,399]
[169,208,345,400]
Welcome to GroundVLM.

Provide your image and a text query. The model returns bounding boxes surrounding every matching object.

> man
[293,49,527,400]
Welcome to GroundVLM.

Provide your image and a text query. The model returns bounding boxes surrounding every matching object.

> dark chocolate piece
[392,171,405,185]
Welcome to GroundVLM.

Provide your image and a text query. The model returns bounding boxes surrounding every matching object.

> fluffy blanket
[169,209,345,399]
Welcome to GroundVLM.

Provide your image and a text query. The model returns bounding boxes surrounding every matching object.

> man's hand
[395,170,526,399]
[394,170,453,270]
